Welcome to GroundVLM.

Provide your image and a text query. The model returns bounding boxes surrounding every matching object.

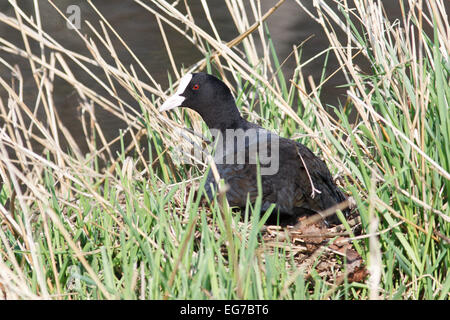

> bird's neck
[199,102,246,133]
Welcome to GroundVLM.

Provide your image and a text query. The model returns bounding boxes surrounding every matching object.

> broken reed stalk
[197,0,287,70]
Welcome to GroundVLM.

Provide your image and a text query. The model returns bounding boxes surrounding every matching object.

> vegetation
[0,0,448,299]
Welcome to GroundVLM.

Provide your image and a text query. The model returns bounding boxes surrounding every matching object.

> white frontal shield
[159,73,193,112]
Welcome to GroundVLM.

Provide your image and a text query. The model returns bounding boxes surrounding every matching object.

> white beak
[159,73,193,112]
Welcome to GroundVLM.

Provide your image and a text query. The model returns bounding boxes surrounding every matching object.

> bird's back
[204,122,348,223]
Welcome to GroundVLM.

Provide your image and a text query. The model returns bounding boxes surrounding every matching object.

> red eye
[192,84,200,90]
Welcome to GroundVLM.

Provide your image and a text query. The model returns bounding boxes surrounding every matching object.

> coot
[160,73,348,224]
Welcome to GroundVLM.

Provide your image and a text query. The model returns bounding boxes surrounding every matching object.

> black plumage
[160,72,348,224]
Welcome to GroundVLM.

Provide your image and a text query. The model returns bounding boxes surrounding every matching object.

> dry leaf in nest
[330,237,368,283]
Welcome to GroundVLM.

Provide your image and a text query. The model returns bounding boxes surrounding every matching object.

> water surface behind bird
[0,1,410,156]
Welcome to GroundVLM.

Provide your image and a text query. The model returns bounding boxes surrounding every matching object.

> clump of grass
[0,0,448,299]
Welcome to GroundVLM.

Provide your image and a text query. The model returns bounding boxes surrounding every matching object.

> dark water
[0,1,413,155]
